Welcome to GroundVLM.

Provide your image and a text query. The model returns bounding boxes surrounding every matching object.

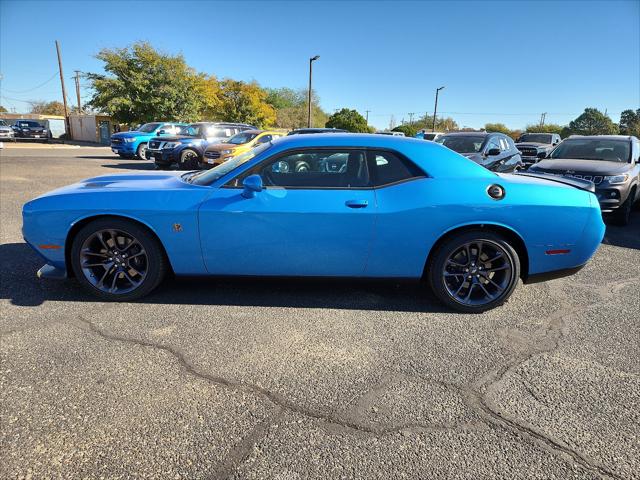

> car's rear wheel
[136,143,148,160]
[70,218,167,301]
[179,149,200,170]
[428,230,520,313]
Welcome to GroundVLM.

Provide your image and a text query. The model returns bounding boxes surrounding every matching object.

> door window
[234,149,371,188]
[369,151,425,186]
[485,139,501,152]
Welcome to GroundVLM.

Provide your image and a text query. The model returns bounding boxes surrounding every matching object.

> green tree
[619,109,640,137]
[29,100,66,116]
[523,123,565,135]
[86,42,206,124]
[484,123,512,135]
[392,125,417,137]
[325,108,370,132]
[414,114,458,132]
[215,80,276,128]
[265,87,328,129]
[565,108,619,136]
[193,74,222,120]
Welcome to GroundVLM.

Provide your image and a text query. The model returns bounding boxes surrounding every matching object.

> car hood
[531,159,632,175]
[112,131,146,139]
[149,135,199,143]
[206,142,237,151]
[34,172,190,200]
[0,126,12,131]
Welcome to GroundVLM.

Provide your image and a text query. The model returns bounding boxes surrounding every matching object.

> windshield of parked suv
[550,139,631,162]
[437,135,485,153]
[519,134,553,144]
[16,121,43,128]
[189,143,272,186]
[227,132,258,145]
[137,123,161,133]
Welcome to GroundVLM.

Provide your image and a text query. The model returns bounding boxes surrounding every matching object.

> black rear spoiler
[513,172,596,193]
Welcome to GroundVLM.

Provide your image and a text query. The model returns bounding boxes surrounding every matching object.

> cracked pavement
[1,147,639,479]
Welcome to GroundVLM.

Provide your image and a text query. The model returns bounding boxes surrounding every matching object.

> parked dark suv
[12,120,49,142]
[529,135,640,225]
[436,132,523,172]
[516,132,561,168]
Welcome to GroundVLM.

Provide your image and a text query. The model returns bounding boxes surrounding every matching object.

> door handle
[345,199,368,208]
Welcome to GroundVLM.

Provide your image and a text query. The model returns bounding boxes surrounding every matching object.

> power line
[1,71,60,94]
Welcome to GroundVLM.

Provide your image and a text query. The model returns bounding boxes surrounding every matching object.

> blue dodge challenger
[22,134,605,312]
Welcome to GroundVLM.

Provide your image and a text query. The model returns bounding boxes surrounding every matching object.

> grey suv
[529,135,640,225]
[516,132,561,168]
[436,132,523,172]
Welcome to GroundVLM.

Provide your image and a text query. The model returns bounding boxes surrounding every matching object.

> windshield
[16,121,43,128]
[550,139,631,162]
[437,135,485,153]
[519,134,553,144]
[190,143,272,186]
[137,123,161,133]
[227,132,257,145]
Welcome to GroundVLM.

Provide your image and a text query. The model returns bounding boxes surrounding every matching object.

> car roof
[289,128,348,134]
[566,135,634,141]
[441,131,495,137]
[263,133,496,179]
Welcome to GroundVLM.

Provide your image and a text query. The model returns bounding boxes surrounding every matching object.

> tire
[118,153,130,159]
[179,149,200,170]
[70,217,168,301]
[611,189,634,226]
[136,143,148,160]
[427,230,520,313]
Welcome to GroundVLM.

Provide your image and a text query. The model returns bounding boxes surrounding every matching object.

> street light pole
[308,55,320,128]
[432,86,445,132]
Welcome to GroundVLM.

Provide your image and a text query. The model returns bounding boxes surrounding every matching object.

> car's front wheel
[179,149,200,170]
[136,143,148,160]
[611,189,635,226]
[70,218,168,301]
[427,230,520,313]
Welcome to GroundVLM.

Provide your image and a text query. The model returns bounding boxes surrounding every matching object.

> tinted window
[228,132,258,145]
[237,149,370,188]
[16,121,43,128]
[137,123,161,133]
[486,138,501,151]
[370,151,423,186]
[550,139,631,162]
[257,134,272,143]
[438,135,485,153]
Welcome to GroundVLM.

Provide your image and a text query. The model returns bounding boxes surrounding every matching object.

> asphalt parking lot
[1,146,639,479]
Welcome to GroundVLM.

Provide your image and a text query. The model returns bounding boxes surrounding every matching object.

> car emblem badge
[172,223,183,232]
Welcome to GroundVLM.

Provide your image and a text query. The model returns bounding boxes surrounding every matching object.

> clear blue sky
[1,0,638,129]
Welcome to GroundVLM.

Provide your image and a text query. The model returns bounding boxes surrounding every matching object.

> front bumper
[111,142,135,155]
[149,149,178,166]
[595,185,630,213]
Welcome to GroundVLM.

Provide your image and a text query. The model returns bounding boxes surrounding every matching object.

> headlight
[124,137,136,143]
[221,149,233,155]
[163,142,178,149]
[605,174,629,184]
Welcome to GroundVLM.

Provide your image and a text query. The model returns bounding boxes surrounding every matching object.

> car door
[197,148,376,276]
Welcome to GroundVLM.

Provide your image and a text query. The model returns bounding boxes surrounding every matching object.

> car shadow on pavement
[100,162,158,170]
[602,214,640,250]
[0,242,445,312]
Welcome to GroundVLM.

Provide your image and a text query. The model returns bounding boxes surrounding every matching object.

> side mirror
[157,129,167,135]
[486,148,501,156]
[242,174,263,199]
[537,151,547,159]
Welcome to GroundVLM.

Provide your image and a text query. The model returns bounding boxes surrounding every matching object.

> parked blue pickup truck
[110,122,186,159]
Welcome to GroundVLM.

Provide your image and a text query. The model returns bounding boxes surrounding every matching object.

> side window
[238,149,370,188]
[369,150,424,186]
[486,138,501,152]
[257,135,272,144]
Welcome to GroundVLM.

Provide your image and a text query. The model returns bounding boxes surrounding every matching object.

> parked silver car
[0,119,16,141]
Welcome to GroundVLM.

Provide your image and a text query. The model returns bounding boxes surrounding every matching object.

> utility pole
[74,70,82,114]
[408,112,415,125]
[307,55,320,128]
[365,110,370,124]
[432,86,445,132]
[540,112,546,127]
[55,40,71,138]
